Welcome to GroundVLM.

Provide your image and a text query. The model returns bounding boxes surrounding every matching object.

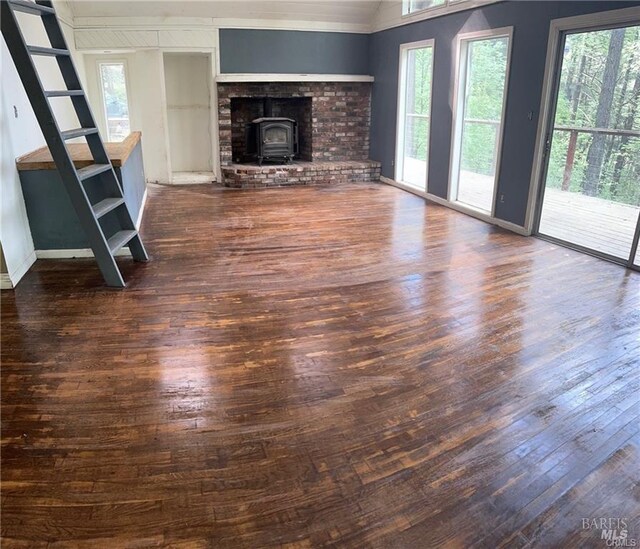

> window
[449,29,512,214]
[403,0,445,16]
[395,40,435,190]
[402,0,496,18]
[98,62,131,142]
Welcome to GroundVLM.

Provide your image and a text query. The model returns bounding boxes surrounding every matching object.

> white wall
[0,2,86,287]
[164,52,212,173]
[83,50,172,183]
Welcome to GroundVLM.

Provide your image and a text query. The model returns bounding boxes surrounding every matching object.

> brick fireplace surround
[217,82,381,188]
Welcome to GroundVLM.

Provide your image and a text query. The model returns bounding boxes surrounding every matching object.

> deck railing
[553,125,640,191]
[463,118,501,175]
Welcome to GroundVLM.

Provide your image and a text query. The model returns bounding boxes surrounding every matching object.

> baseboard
[380,176,428,198]
[36,194,148,260]
[1,273,13,290]
[380,176,530,237]
[6,250,37,288]
[36,248,131,259]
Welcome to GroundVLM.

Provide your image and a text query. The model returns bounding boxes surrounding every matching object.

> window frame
[402,0,446,17]
[401,0,502,23]
[96,59,133,143]
[448,26,514,216]
[395,38,436,190]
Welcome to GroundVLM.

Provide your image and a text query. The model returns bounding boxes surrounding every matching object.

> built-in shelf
[216,73,374,83]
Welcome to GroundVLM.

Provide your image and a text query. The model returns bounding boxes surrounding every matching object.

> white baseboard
[36,192,148,260]
[36,248,131,259]
[5,250,37,288]
[380,176,530,237]
[1,273,13,290]
[381,176,428,198]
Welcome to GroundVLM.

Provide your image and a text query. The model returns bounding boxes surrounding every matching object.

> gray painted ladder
[1,0,148,288]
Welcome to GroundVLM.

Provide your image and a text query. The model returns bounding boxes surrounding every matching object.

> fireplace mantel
[216,73,374,83]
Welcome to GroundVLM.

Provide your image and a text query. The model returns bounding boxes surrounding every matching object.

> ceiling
[66,1,385,28]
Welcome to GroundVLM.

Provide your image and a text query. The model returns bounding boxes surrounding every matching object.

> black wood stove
[246,99,298,165]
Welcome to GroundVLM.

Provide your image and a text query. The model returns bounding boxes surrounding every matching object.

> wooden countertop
[16,131,141,171]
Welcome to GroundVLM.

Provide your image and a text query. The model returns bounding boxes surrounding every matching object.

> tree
[582,28,625,196]
[610,70,640,197]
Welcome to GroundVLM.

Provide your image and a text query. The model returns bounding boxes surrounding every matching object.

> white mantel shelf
[216,73,374,83]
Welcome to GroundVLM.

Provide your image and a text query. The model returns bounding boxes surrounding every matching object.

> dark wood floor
[2,182,639,548]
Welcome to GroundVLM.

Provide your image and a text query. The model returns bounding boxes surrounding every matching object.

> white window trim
[401,0,502,23]
[395,38,435,191]
[447,26,514,217]
[96,58,133,142]
[525,5,640,234]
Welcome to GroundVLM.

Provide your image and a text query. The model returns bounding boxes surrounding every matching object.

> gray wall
[220,29,370,74]
[19,143,146,249]
[369,1,640,227]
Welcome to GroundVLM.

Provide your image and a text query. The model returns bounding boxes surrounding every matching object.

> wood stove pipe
[263,97,273,118]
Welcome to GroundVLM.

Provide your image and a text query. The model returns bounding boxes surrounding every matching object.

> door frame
[525,6,640,269]
[394,38,435,190]
[447,26,513,217]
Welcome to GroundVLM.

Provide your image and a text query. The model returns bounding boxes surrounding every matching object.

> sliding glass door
[536,24,640,266]
[450,29,512,213]
[396,40,434,190]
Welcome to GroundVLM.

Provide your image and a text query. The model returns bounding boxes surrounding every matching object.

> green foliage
[404,47,433,161]
[100,64,129,117]
[549,25,640,206]
[460,37,508,176]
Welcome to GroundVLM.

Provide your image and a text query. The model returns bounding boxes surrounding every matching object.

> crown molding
[72,16,371,34]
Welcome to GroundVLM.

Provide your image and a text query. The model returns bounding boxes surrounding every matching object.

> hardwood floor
[2,182,639,548]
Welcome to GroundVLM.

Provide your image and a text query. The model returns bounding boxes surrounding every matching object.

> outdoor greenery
[404,46,433,163]
[403,36,509,176]
[547,26,640,206]
[460,36,508,176]
[100,63,130,141]
[402,25,639,207]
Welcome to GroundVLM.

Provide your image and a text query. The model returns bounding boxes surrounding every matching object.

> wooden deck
[2,182,639,547]
[455,170,639,260]
[539,188,639,261]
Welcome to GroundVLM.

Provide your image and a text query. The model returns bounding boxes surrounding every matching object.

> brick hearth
[217,81,377,188]
[221,160,381,189]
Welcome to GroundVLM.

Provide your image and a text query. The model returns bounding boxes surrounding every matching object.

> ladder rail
[36,0,145,240]
[36,0,110,165]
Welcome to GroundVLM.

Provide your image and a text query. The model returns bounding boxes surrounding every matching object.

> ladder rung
[9,0,56,15]
[27,45,69,57]
[45,90,85,98]
[93,198,125,219]
[77,163,112,181]
[61,127,99,140]
[107,230,137,254]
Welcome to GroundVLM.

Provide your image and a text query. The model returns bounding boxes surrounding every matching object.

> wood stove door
[260,123,294,157]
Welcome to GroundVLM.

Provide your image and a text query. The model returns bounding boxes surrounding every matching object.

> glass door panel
[396,41,434,190]
[538,25,640,262]
[452,33,510,213]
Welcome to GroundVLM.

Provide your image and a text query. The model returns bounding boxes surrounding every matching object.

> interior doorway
[163,52,214,183]
[534,19,640,269]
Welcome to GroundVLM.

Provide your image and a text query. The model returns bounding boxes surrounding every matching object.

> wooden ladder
[1,0,148,287]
